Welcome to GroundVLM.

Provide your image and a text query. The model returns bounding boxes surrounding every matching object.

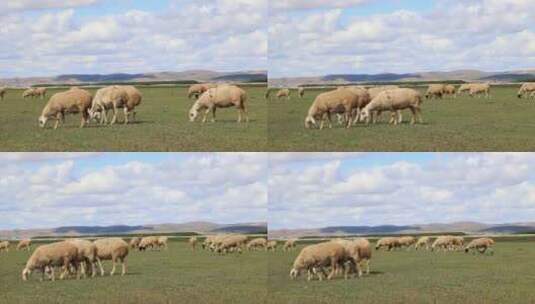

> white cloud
[271,0,372,10]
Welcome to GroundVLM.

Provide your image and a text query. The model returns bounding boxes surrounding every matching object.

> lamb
[157,236,169,250]
[283,239,297,251]
[129,237,141,249]
[247,238,267,251]
[266,240,278,251]
[375,237,401,251]
[469,83,491,98]
[22,241,78,281]
[189,236,198,251]
[289,241,349,281]
[0,241,10,252]
[188,83,216,99]
[425,84,446,99]
[360,88,424,125]
[38,87,93,129]
[517,83,535,99]
[66,239,98,278]
[464,238,495,255]
[304,88,360,129]
[298,87,305,98]
[398,236,417,250]
[93,238,129,276]
[17,239,31,251]
[415,236,432,250]
[0,87,6,100]
[276,88,291,100]
[88,86,129,125]
[189,85,248,123]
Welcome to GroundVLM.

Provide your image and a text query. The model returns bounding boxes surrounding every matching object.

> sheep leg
[50,267,56,281]
[210,107,216,123]
[243,106,249,123]
[110,257,117,276]
[121,258,127,276]
[81,110,88,128]
[327,258,337,280]
[202,108,210,123]
[111,104,118,125]
[123,107,129,125]
[97,257,105,277]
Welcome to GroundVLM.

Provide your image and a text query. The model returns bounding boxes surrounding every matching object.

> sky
[0,153,267,230]
[269,153,535,229]
[269,0,535,77]
[0,0,267,77]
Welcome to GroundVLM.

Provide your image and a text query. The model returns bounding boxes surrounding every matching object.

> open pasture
[0,239,267,304]
[268,85,535,151]
[267,239,535,304]
[0,85,267,151]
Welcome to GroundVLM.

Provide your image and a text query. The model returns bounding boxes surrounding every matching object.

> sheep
[337,86,372,124]
[157,236,169,250]
[247,238,267,251]
[217,234,248,254]
[283,239,297,251]
[304,88,360,129]
[189,85,248,123]
[517,83,535,99]
[266,240,278,251]
[289,241,349,281]
[367,85,399,100]
[425,84,446,99]
[298,87,305,98]
[88,86,129,125]
[469,83,491,98]
[209,234,230,252]
[66,239,98,279]
[415,236,432,250]
[0,87,6,100]
[120,85,143,123]
[398,236,417,250]
[276,88,291,100]
[202,235,216,250]
[93,238,129,276]
[22,241,78,281]
[138,236,159,251]
[431,235,463,252]
[129,237,141,249]
[360,88,423,125]
[0,241,10,252]
[332,238,372,278]
[189,236,198,251]
[34,87,48,99]
[38,87,92,129]
[17,239,32,251]
[443,84,456,98]
[375,237,401,251]
[188,83,216,99]
[22,88,36,99]
[457,84,472,96]
[465,238,495,255]
[450,236,465,250]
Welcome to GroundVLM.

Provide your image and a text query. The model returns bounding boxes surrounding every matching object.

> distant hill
[320,225,419,234]
[323,73,420,82]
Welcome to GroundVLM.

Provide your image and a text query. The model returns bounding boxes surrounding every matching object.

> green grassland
[268,240,535,304]
[0,85,267,151]
[268,85,535,151]
[0,239,267,304]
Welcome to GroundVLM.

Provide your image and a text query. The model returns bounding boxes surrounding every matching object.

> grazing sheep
[415,236,432,250]
[188,83,216,99]
[34,87,48,99]
[17,239,31,251]
[443,84,456,98]
[247,238,267,251]
[157,236,169,250]
[465,238,495,255]
[138,236,159,251]
[367,85,399,100]
[129,237,141,249]
[517,83,535,99]
[276,88,291,100]
[93,238,129,276]
[0,87,6,100]
[266,240,278,251]
[469,83,491,98]
[398,236,417,250]
[119,85,143,123]
[425,84,446,99]
[22,88,36,99]
[189,85,248,123]
[202,235,215,250]
[361,88,424,125]
[432,235,463,252]
[89,86,129,125]
[66,239,98,278]
[338,86,372,124]
[375,237,401,251]
[298,87,305,98]
[0,241,10,252]
[304,88,360,129]
[217,234,248,254]
[22,241,78,281]
[332,238,372,277]
[289,242,349,281]
[457,84,472,96]
[38,87,92,129]
[283,239,297,251]
[450,236,465,250]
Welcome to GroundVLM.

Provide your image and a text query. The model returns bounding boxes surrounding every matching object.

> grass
[268,241,535,304]
[0,85,267,151]
[268,86,535,151]
[0,240,267,304]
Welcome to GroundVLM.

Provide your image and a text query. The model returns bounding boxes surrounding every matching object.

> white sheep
[22,241,78,281]
[360,88,423,125]
[189,85,248,123]
[93,238,129,276]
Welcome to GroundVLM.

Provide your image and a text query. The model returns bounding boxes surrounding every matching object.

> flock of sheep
[267,82,535,130]
[288,235,495,282]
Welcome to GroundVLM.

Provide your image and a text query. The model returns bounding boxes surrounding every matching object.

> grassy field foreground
[0,240,268,304]
[268,241,535,304]
[268,86,535,151]
[0,85,267,151]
